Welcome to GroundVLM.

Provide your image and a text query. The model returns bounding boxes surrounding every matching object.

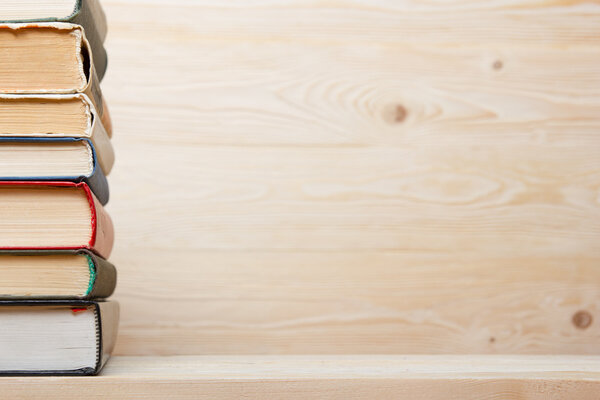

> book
[0,137,109,204]
[0,181,114,259]
[0,93,114,163]
[0,300,118,375]
[0,0,108,80]
[0,250,116,300]
[0,23,109,131]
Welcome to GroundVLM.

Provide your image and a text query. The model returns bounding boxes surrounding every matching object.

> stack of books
[0,0,118,376]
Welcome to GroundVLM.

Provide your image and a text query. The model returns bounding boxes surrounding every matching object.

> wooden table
[5,356,600,399]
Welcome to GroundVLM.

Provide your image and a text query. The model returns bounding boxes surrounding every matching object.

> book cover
[0,0,108,80]
[0,300,119,375]
[0,181,114,258]
[0,137,109,205]
[0,23,110,132]
[0,93,114,161]
[0,249,116,300]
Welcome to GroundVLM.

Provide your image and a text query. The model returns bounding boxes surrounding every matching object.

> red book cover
[0,181,114,258]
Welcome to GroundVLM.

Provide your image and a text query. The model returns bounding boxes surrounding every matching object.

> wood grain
[3,356,600,399]
[113,249,600,355]
[99,0,600,355]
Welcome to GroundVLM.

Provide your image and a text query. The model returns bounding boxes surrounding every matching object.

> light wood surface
[2,356,600,399]
[100,0,600,355]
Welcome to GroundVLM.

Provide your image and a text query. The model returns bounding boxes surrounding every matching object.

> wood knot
[383,104,408,125]
[572,310,592,330]
[492,60,503,70]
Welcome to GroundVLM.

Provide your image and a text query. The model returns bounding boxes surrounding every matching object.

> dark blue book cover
[0,137,109,205]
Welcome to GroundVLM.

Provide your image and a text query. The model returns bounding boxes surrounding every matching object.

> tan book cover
[0,23,111,135]
[0,0,109,81]
[0,94,114,173]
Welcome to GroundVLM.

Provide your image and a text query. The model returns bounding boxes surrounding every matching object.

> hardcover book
[0,181,114,258]
[0,137,109,204]
[0,300,118,375]
[0,93,114,162]
[0,0,108,80]
[0,250,116,300]
[0,23,109,131]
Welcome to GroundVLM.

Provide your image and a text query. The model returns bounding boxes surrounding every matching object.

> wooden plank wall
[101,0,600,355]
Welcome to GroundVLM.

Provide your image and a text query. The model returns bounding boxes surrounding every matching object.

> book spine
[88,108,115,175]
[86,185,114,259]
[85,251,117,299]
[83,69,111,139]
[77,25,108,130]
[69,0,108,81]
[96,301,120,374]
[84,139,109,205]
[82,50,106,122]
[84,161,109,205]
[100,97,112,138]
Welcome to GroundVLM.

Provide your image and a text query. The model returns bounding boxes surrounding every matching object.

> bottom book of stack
[0,251,118,375]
